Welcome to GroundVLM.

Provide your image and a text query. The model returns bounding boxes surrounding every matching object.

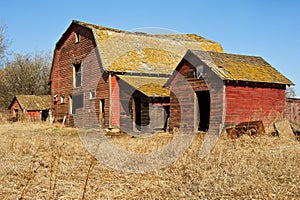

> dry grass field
[0,121,299,199]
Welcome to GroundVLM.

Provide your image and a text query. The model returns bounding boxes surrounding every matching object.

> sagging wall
[225,82,286,127]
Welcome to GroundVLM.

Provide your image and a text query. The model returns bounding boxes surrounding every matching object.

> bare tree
[286,86,297,98]
[0,23,10,68]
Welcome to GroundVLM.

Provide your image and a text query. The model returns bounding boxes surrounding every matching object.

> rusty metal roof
[189,50,293,85]
[117,75,170,97]
[73,20,224,74]
[9,95,52,110]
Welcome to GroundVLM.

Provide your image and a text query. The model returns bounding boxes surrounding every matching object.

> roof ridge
[190,49,262,59]
[187,50,293,85]
[73,20,217,44]
[73,20,127,33]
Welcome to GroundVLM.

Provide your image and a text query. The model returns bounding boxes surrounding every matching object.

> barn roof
[8,95,52,111]
[116,75,170,97]
[185,50,293,85]
[72,20,224,74]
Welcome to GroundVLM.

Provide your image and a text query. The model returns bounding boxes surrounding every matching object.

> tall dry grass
[0,122,299,199]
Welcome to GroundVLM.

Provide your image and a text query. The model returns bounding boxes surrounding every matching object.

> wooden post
[194,92,199,132]
[132,97,137,132]
[108,72,112,128]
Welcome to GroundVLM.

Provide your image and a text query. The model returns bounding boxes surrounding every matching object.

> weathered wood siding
[285,98,300,124]
[51,24,111,127]
[111,75,120,127]
[169,61,225,133]
[26,110,41,121]
[8,99,22,118]
[225,82,286,126]
[118,78,169,132]
[8,99,42,121]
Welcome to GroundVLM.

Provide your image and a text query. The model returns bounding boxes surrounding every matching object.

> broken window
[14,109,19,118]
[89,89,96,99]
[53,94,58,102]
[73,63,82,88]
[75,32,80,43]
[60,95,65,104]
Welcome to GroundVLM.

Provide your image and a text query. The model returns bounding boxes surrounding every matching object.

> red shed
[8,95,51,121]
[166,50,293,133]
[50,20,223,130]
[285,98,300,124]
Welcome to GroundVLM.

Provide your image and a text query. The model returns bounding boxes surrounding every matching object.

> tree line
[0,24,52,111]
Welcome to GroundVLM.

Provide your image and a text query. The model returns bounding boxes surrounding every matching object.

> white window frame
[60,95,65,104]
[75,32,80,43]
[89,89,96,100]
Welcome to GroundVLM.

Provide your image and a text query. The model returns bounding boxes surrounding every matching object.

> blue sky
[1,0,300,95]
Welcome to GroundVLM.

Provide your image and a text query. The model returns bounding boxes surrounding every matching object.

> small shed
[8,95,52,121]
[285,98,300,124]
[165,50,293,133]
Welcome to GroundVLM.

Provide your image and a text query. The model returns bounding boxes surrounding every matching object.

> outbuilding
[8,95,52,121]
[285,98,300,124]
[165,50,293,134]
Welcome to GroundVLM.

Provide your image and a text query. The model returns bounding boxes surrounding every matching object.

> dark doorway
[41,110,49,121]
[196,91,210,131]
[163,106,170,132]
[14,109,19,121]
[133,97,141,131]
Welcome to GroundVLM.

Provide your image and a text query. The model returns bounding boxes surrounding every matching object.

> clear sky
[1,0,300,95]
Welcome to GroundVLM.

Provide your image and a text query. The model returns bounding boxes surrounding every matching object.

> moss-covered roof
[10,95,52,110]
[74,20,223,74]
[117,75,170,97]
[189,50,293,85]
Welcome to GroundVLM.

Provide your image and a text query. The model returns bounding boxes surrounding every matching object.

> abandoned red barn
[49,20,223,130]
[8,95,51,121]
[165,50,293,133]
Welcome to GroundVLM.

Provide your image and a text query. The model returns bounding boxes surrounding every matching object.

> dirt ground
[0,122,299,199]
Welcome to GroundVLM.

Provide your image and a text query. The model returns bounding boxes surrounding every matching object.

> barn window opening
[60,95,65,104]
[89,89,96,99]
[53,94,58,102]
[73,63,82,88]
[196,90,210,131]
[14,109,19,119]
[75,32,80,43]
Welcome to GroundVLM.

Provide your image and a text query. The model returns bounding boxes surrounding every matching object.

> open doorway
[133,97,141,131]
[196,91,210,131]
